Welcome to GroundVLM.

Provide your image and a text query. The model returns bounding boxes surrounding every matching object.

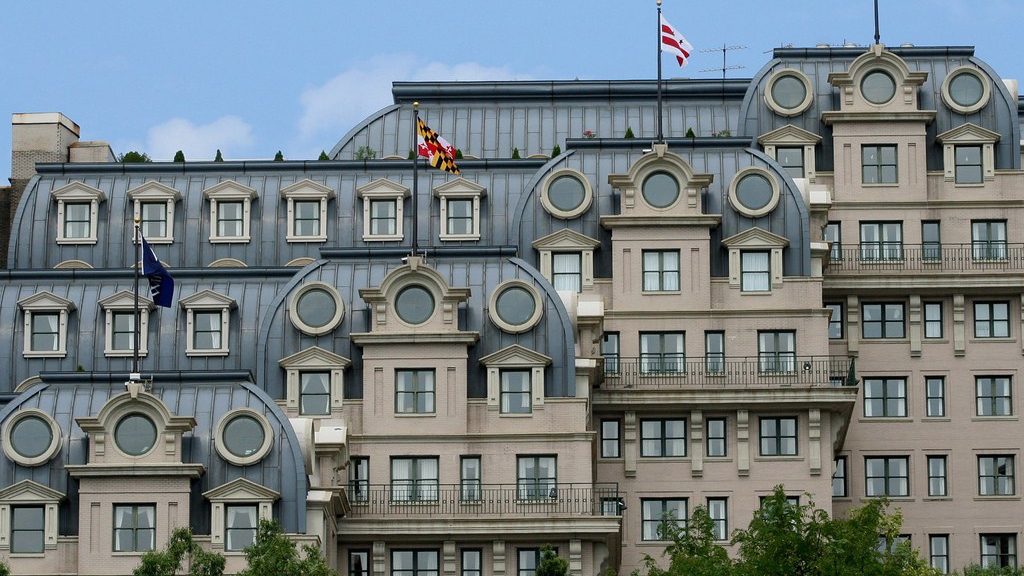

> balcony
[599,356,853,390]
[827,243,1024,274]
[345,483,620,518]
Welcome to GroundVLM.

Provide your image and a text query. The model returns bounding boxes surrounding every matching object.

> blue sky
[1,0,1020,166]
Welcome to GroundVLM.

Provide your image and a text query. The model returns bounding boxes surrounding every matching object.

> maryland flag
[416,118,461,175]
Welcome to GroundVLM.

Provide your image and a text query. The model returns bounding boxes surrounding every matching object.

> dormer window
[202,478,279,553]
[434,178,486,241]
[128,181,181,244]
[722,228,788,294]
[937,123,1000,185]
[18,291,75,358]
[0,480,65,555]
[180,290,236,357]
[203,181,258,243]
[52,182,105,245]
[281,179,334,243]
[480,345,551,417]
[357,179,409,242]
[532,229,600,293]
[279,346,351,417]
[757,124,822,182]
[99,290,155,357]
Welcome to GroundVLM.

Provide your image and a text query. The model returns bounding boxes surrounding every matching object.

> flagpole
[132,219,141,379]
[412,101,420,256]
[656,0,664,143]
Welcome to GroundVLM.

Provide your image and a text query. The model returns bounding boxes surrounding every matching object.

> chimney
[11,112,81,182]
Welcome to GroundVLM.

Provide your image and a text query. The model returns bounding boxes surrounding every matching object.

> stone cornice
[66,463,206,478]
[821,110,936,125]
[592,387,858,408]
[599,215,721,229]
[337,516,621,537]
[349,432,595,443]
[349,332,480,345]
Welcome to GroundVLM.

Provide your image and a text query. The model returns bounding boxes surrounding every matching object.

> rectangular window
[924,302,943,339]
[641,419,686,457]
[601,498,621,516]
[392,550,439,576]
[865,456,909,497]
[641,498,687,541]
[396,369,435,414]
[111,311,135,351]
[972,220,1008,261]
[350,550,370,576]
[862,303,905,339]
[370,199,397,236]
[446,198,474,236]
[349,456,369,503]
[833,456,848,497]
[955,145,983,184]
[974,301,1010,338]
[981,534,1017,568]
[758,331,795,373]
[517,455,556,500]
[926,377,946,417]
[217,201,244,237]
[976,376,1012,416]
[929,535,949,574]
[979,456,1015,496]
[552,253,582,293]
[225,504,258,551]
[113,504,156,552]
[705,331,725,373]
[928,456,948,497]
[517,549,542,576]
[391,456,439,502]
[500,369,532,414]
[862,144,898,184]
[600,419,621,458]
[140,202,167,239]
[706,418,727,457]
[863,378,907,417]
[759,495,801,508]
[601,332,619,375]
[461,550,481,576]
[64,202,92,239]
[10,505,45,554]
[707,498,728,541]
[740,251,770,292]
[300,372,331,416]
[294,200,321,237]
[642,250,680,291]
[922,221,941,262]
[460,456,481,501]
[193,310,223,350]
[31,312,60,351]
[777,147,804,179]
[826,303,844,339]
[860,222,903,261]
[640,332,685,374]
[823,221,842,261]
[759,417,797,456]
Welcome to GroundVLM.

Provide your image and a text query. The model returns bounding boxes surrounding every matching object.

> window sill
[105,350,149,358]
[209,236,251,244]
[23,351,67,359]
[970,338,1015,343]
[922,417,951,422]
[974,495,1021,501]
[362,234,403,242]
[832,497,852,502]
[640,290,682,296]
[56,238,98,245]
[186,349,231,357]
[860,338,910,343]
[112,551,147,557]
[394,413,437,418]
[285,235,328,243]
[439,234,481,242]
[923,497,953,502]
[972,416,1018,422]
[857,418,914,423]
[953,182,986,188]
[753,456,802,461]
[638,457,691,462]
[8,553,46,558]
[597,458,624,462]
[866,496,913,502]
[499,412,534,418]
[922,339,949,343]
[136,237,173,244]
[860,183,899,188]
[704,457,733,462]
[739,291,773,296]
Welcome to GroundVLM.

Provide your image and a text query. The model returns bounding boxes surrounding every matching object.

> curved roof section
[255,255,576,399]
[739,46,1021,171]
[0,378,307,535]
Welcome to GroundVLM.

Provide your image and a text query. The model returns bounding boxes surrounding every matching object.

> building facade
[0,41,1022,575]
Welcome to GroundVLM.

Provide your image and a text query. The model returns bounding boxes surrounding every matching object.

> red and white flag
[660,15,693,68]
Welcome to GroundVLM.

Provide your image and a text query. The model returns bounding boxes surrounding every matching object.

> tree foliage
[118,151,152,163]
[318,150,330,160]
[132,527,225,576]
[274,150,285,161]
[354,145,376,160]
[0,559,10,576]
[173,150,185,162]
[551,144,561,157]
[214,149,224,162]
[955,567,1024,576]
[511,147,521,159]
[236,519,336,576]
[536,545,569,576]
[624,126,635,139]
[640,506,732,576]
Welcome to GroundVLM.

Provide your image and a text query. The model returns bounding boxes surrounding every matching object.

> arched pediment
[607,144,714,215]
[826,45,931,115]
[79,388,195,436]
[357,256,473,333]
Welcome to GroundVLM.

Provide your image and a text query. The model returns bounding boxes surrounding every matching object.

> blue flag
[141,236,174,307]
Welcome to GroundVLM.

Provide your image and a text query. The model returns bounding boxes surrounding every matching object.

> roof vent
[900,43,914,47]
[843,42,858,48]
[816,43,830,48]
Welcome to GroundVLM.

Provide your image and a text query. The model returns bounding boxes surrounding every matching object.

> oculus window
[115,413,157,456]
[861,70,896,104]
[395,285,435,325]
[489,281,543,334]
[641,171,680,208]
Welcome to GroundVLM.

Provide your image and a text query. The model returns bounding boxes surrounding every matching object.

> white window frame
[936,122,999,184]
[98,290,154,357]
[52,182,105,245]
[278,346,351,416]
[127,181,181,244]
[532,228,600,292]
[202,478,278,553]
[722,227,788,292]
[480,344,551,417]
[202,180,258,243]
[434,178,485,241]
[281,178,334,243]
[356,178,409,242]
[180,290,236,357]
[758,125,821,182]
[18,291,75,358]
[0,480,64,554]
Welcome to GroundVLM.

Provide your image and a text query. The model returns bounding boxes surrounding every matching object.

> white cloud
[296,54,530,148]
[144,116,255,161]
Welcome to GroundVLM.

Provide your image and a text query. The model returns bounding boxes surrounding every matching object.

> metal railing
[827,243,1024,272]
[345,483,620,517]
[600,356,852,389]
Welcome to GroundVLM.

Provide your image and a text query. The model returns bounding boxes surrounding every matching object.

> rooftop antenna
[699,44,746,116]
[873,0,881,45]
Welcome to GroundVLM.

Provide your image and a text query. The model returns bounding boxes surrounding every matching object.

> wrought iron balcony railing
[826,243,1024,272]
[345,483,620,518]
[599,356,853,389]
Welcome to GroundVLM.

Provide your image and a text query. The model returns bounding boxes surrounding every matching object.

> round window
[735,173,774,211]
[296,288,336,329]
[771,75,807,110]
[861,70,896,104]
[10,415,52,459]
[223,414,266,458]
[115,413,157,456]
[496,286,537,327]
[395,285,435,325]
[547,175,586,212]
[949,72,984,108]
[641,171,680,208]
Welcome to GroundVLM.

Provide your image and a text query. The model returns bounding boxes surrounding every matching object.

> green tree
[551,144,561,157]
[132,527,225,576]
[536,545,569,576]
[274,150,285,161]
[214,149,224,162]
[408,149,416,159]
[685,128,696,138]
[624,126,635,139]
[237,519,336,576]
[955,567,1024,576]
[318,150,330,160]
[0,559,10,576]
[455,148,464,159]
[640,506,733,576]
[118,151,152,163]
[173,150,185,162]
[512,147,521,159]
[354,145,376,160]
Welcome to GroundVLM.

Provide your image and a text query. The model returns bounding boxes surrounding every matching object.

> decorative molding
[279,346,351,414]
[127,180,181,244]
[356,178,409,242]
[281,179,334,243]
[487,280,544,334]
[539,168,593,220]
[99,290,155,357]
[18,291,75,358]
[764,68,815,117]
[51,182,105,245]
[940,66,992,115]
[434,178,486,241]
[0,480,65,551]
[936,122,1000,183]
[203,180,258,244]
